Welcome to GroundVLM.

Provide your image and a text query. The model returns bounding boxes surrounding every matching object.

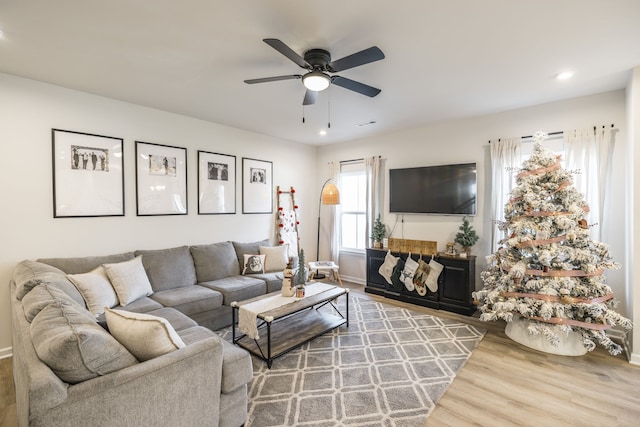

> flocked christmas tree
[473,132,631,355]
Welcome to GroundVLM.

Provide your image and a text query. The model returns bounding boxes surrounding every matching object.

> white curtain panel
[489,138,521,250]
[365,156,382,248]
[564,127,616,241]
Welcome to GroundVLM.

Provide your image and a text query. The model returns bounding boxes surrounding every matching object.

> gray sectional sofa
[10,239,286,427]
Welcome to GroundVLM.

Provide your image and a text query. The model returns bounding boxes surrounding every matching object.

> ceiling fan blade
[244,75,302,84]
[328,46,385,72]
[302,90,317,106]
[263,38,310,69]
[331,76,381,97]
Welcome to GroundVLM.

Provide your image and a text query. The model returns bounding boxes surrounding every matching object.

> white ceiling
[1,1,640,145]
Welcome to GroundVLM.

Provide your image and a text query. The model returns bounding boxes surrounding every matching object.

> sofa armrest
[33,337,224,426]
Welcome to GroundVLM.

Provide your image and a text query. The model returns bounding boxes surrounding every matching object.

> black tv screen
[389,163,477,215]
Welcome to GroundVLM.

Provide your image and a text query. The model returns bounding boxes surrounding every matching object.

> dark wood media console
[365,248,476,315]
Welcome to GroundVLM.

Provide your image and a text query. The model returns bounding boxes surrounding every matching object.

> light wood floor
[345,284,640,427]
[2,282,638,427]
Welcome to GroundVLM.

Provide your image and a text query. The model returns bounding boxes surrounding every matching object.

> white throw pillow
[67,266,119,316]
[103,256,153,305]
[242,254,266,275]
[259,245,289,272]
[104,308,185,362]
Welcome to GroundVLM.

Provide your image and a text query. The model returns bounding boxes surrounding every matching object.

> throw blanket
[234,282,336,340]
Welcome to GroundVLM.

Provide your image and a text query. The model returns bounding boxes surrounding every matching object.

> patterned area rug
[218,295,485,426]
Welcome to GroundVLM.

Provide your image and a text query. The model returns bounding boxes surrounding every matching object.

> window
[339,162,366,251]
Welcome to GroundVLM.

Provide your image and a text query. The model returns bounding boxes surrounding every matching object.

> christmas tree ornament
[473,131,631,356]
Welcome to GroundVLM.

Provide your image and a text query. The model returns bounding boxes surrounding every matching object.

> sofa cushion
[175,327,251,394]
[199,276,267,305]
[30,301,137,384]
[105,308,186,362]
[120,296,163,313]
[219,339,254,394]
[190,241,240,282]
[249,272,284,294]
[37,252,135,274]
[150,286,223,317]
[21,283,81,322]
[67,266,119,316]
[259,245,289,272]
[145,307,199,331]
[241,254,265,275]
[135,246,197,291]
[13,260,85,306]
[232,239,270,274]
[103,256,153,305]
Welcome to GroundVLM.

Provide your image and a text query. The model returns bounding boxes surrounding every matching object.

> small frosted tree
[473,132,631,355]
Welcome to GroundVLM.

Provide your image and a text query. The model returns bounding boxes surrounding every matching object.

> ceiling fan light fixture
[303,71,331,91]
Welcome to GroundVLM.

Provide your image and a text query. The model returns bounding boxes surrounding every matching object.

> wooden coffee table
[231,283,349,368]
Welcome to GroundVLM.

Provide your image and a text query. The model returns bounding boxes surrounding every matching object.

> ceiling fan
[244,38,385,105]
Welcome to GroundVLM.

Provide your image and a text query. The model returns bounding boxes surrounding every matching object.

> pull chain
[327,87,331,129]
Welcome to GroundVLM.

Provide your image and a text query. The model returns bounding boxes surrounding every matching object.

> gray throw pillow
[22,284,81,322]
[190,242,240,282]
[13,260,66,300]
[134,246,197,291]
[30,301,138,384]
[232,239,270,275]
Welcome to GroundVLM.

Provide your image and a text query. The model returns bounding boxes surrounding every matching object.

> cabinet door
[366,248,388,289]
[438,257,475,315]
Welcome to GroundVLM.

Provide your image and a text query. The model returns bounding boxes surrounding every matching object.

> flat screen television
[389,163,477,215]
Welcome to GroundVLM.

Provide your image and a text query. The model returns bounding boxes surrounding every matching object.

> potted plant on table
[296,249,306,297]
[454,216,479,255]
[370,215,386,249]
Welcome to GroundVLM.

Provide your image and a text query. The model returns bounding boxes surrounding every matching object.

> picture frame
[52,128,124,218]
[242,157,273,214]
[198,150,236,214]
[135,141,187,216]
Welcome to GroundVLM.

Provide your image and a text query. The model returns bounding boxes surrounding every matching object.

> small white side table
[308,261,343,287]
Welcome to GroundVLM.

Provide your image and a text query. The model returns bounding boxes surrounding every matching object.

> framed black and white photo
[198,150,236,214]
[52,128,124,218]
[242,157,272,214]
[135,141,187,216]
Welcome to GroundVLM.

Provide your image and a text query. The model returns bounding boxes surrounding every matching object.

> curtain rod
[338,155,381,164]
[490,124,615,143]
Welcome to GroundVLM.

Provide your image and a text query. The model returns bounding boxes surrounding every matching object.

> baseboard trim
[0,347,13,359]
[629,353,640,366]
[340,274,365,286]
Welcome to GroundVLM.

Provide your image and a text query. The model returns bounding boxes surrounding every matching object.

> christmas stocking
[425,259,443,293]
[390,258,406,292]
[378,251,398,285]
[413,259,431,296]
[401,254,418,291]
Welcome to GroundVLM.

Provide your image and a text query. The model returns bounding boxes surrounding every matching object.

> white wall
[317,90,630,321]
[628,67,640,365]
[0,73,317,354]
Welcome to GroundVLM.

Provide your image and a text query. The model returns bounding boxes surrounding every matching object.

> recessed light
[556,71,574,80]
[319,130,327,136]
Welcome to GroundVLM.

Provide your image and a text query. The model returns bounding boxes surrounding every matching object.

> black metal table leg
[267,321,272,368]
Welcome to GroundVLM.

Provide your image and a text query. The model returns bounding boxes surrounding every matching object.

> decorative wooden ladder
[276,186,300,258]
